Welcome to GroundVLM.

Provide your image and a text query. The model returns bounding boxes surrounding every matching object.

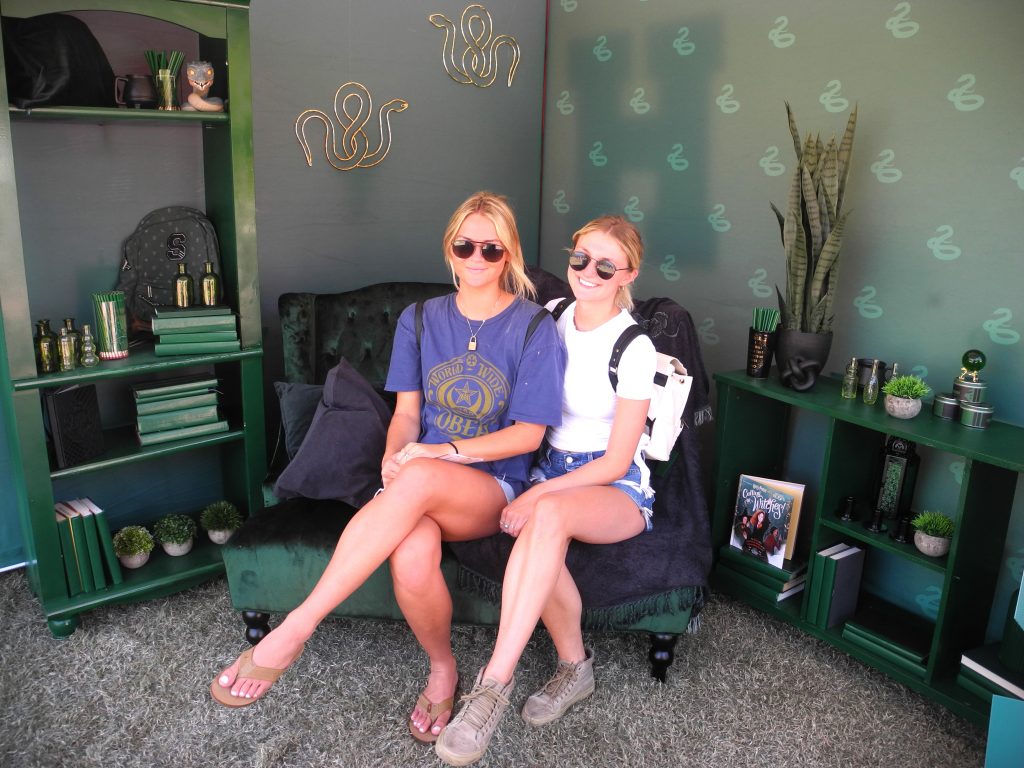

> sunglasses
[568,251,631,281]
[452,238,506,263]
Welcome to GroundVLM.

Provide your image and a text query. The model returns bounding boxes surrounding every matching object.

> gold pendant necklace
[458,295,502,352]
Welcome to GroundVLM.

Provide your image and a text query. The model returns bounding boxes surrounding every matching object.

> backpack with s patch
[115,206,221,332]
[550,298,692,462]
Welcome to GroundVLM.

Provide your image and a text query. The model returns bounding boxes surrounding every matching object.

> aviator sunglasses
[452,238,506,262]
[568,251,631,280]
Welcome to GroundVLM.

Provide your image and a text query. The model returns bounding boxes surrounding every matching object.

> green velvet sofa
[222,268,713,680]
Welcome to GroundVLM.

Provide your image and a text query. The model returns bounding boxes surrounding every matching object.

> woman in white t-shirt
[436,215,657,766]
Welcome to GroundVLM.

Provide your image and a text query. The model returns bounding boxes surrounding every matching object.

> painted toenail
[220,675,230,686]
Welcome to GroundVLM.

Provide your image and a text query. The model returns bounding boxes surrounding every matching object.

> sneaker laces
[457,681,510,730]
[539,662,577,702]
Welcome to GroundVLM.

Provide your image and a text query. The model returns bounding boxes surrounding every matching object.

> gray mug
[115,75,157,109]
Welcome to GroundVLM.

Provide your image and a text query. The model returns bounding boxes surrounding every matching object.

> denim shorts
[531,446,654,531]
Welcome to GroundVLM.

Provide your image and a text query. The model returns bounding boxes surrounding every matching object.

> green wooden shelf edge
[820,517,948,574]
[44,536,225,619]
[8,106,229,124]
[714,370,1024,472]
[13,345,262,391]
[50,424,245,479]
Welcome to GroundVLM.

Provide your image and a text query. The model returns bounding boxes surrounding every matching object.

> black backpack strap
[523,306,550,351]
[415,300,425,347]
[608,324,647,390]
[549,297,573,322]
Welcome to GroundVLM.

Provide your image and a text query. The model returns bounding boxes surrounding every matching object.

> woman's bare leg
[483,486,645,683]
[216,459,504,700]
[390,517,458,736]
[538,565,586,663]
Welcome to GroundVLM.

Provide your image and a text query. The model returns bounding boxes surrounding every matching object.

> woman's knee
[389,524,442,587]
[524,495,570,539]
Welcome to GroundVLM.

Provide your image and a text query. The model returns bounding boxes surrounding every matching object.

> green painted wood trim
[8,106,228,124]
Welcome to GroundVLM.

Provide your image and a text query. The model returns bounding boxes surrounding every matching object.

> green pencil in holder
[92,291,129,359]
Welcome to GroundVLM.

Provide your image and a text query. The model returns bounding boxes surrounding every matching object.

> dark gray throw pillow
[274,381,324,460]
[273,359,391,507]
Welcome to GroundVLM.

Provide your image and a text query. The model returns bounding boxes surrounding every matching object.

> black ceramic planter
[776,329,833,391]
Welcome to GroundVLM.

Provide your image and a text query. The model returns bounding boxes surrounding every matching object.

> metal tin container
[959,401,994,429]
[953,378,987,403]
[932,393,960,420]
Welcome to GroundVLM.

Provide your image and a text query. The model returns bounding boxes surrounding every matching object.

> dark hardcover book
[824,546,864,629]
[804,543,850,623]
[137,419,229,446]
[133,375,219,401]
[155,331,238,344]
[843,627,927,679]
[716,561,783,604]
[64,500,107,590]
[54,510,83,596]
[135,391,219,416]
[960,643,1024,699]
[153,305,233,317]
[137,404,220,435]
[718,545,806,589]
[150,314,237,334]
[843,619,929,664]
[729,474,805,569]
[77,497,122,585]
[45,384,104,469]
[56,503,95,592]
[153,340,241,357]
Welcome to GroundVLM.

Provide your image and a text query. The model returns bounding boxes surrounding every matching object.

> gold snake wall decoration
[428,4,520,88]
[295,82,408,171]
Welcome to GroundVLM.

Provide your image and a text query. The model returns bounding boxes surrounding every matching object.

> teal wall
[538,0,1024,639]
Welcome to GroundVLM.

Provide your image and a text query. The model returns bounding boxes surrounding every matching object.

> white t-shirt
[545,299,657,453]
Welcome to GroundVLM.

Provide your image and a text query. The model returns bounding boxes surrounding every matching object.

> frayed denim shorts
[530,446,655,532]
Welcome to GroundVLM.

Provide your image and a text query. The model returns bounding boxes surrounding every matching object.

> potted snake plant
[771,102,858,391]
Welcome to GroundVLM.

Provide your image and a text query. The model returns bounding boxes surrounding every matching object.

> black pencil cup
[745,327,777,378]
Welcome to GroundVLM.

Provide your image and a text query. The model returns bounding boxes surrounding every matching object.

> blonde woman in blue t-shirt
[436,215,657,766]
[211,193,565,732]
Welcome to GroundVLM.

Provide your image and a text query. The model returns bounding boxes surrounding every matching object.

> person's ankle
[482,663,513,686]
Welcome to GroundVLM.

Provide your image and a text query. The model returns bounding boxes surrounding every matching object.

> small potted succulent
[911,511,954,557]
[152,513,197,556]
[112,525,155,569]
[881,374,932,419]
[200,500,243,544]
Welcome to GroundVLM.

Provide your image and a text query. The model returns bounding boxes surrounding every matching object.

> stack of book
[717,545,807,603]
[958,644,1024,702]
[54,498,123,596]
[133,375,227,446]
[804,543,866,631]
[151,305,240,356]
[841,603,930,680]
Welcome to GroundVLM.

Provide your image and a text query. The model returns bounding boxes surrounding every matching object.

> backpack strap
[549,297,573,322]
[417,300,549,353]
[608,324,647,390]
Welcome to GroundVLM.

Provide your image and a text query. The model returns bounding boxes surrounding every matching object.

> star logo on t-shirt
[452,381,478,407]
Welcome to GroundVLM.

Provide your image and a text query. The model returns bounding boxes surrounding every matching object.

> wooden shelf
[8,105,229,125]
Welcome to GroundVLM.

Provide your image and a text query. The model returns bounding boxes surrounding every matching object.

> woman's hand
[499,485,546,537]
[381,442,452,486]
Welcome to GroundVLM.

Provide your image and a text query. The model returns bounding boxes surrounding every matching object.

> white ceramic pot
[207,529,234,545]
[161,539,194,557]
[885,394,922,419]
[914,530,950,557]
[118,552,150,569]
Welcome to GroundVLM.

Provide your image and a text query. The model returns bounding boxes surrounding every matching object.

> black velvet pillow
[274,381,324,460]
[273,359,391,508]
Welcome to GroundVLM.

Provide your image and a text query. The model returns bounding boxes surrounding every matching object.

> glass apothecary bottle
[840,357,858,399]
[33,319,58,374]
[57,327,77,371]
[174,263,194,308]
[79,324,99,368]
[863,360,881,405]
[200,261,221,306]
[62,317,81,362]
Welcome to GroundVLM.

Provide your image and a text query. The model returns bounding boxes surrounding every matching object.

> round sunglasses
[452,238,506,263]
[568,251,631,280]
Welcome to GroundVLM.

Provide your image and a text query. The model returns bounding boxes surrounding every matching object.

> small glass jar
[200,260,221,306]
[863,360,881,405]
[79,323,100,368]
[62,317,81,362]
[959,401,994,429]
[57,327,77,371]
[840,357,858,399]
[932,393,959,420]
[33,319,59,374]
[174,263,194,308]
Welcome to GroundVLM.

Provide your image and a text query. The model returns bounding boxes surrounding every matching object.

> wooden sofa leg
[648,632,679,682]
[242,610,271,645]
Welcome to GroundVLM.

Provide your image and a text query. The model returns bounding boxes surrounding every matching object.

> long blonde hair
[442,191,536,301]
[571,215,644,311]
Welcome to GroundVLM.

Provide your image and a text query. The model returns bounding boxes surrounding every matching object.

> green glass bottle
[174,263,194,308]
[62,317,81,362]
[200,260,221,307]
[57,327,77,371]
[863,360,881,405]
[840,356,858,399]
[79,323,99,367]
[33,319,58,374]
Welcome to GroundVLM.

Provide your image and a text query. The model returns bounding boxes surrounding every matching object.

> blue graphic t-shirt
[385,294,566,495]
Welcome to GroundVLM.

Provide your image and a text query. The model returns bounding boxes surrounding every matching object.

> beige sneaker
[434,667,514,766]
[521,649,595,726]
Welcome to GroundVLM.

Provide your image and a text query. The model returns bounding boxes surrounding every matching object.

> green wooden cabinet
[710,370,1024,725]
[0,0,264,636]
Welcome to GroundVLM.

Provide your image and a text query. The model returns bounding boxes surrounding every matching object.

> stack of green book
[716,544,807,604]
[842,618,929,680]
[53,498,123,596]
[151,305,240,356]
[958,644,1024,703]
[133,375,227,446]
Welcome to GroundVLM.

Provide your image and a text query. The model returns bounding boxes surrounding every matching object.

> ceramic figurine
[181,61,224,112]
